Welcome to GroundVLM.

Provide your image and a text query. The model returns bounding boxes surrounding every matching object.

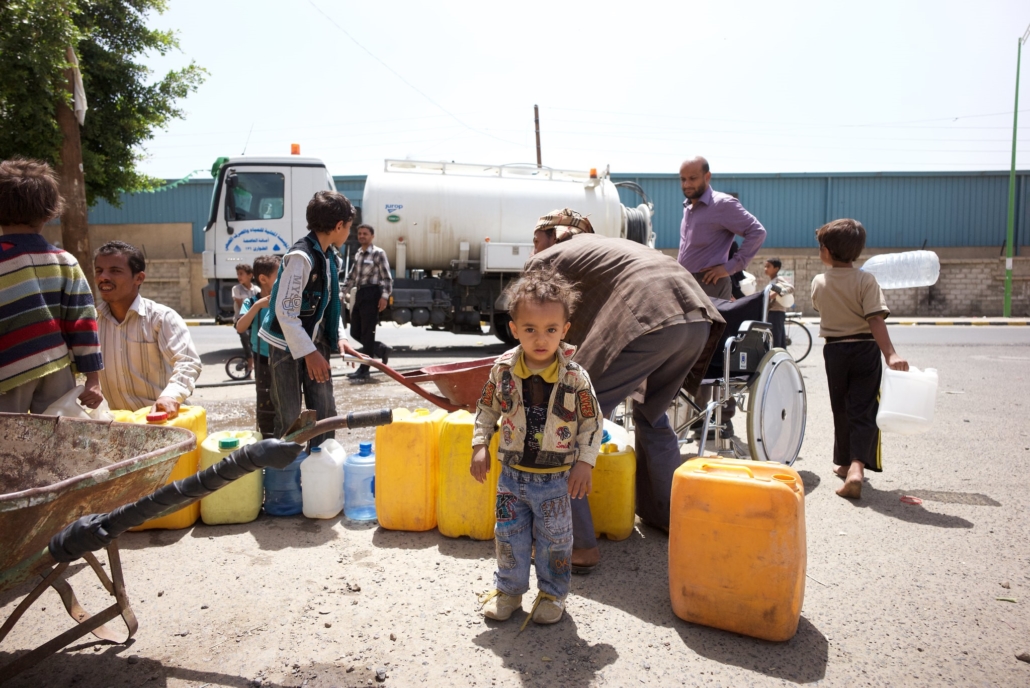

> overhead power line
[306,0,525,148]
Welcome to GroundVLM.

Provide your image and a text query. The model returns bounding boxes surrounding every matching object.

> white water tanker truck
[202,157,653,342]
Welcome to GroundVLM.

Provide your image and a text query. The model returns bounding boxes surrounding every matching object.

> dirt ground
[2,338,1029,687]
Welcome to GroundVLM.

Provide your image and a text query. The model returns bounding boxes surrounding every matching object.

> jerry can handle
[698,463,754,479]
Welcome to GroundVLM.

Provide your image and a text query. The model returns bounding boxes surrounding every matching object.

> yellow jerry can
[375,408,446,531]
[124,405,207,531]
[587,442,636,541]
[437,410,499,540]
[199,431,263,525]
[669,458,806,642]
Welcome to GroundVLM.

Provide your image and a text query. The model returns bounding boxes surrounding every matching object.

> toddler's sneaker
[530,592,564,625]
[480,590,522,621]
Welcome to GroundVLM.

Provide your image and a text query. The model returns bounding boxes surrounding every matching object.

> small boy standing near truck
[259,191,354,446]
[235,255,280,439]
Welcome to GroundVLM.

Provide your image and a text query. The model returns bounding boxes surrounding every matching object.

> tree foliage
[0,0,205,206]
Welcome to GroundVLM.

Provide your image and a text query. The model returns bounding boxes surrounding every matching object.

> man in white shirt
[93,241,202,418]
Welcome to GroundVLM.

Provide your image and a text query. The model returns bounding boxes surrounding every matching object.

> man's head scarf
[534,208,594,243]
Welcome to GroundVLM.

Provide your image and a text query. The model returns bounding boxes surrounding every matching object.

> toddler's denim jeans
[493,465,573,600]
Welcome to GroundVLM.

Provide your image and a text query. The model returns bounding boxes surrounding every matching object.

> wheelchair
[667,283,807,465]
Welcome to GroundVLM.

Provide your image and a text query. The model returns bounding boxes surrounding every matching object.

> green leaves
[0,0,205,206]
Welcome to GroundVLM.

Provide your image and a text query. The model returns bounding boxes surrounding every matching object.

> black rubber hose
[625,206,649,245]
[49,408,394,563]
[49,439,303,562]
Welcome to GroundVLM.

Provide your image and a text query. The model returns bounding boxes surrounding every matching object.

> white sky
[137,0,1030,179]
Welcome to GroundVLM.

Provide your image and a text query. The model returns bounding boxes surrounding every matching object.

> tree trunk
[55,65,94,293]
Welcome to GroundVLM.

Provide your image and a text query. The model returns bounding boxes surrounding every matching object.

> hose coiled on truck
[625,206,650,245]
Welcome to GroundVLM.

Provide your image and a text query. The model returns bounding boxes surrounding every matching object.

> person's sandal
[571,546,599,574]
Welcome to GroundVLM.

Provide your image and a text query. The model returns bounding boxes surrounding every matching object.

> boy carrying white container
[811,219,908,500]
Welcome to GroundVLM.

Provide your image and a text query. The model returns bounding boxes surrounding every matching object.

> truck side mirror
[224,172,238,225]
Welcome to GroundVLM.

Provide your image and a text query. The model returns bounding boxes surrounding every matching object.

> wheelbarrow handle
[47,410,393,564]
[342,354,463,412]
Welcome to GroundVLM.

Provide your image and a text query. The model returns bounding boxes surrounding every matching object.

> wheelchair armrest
[739,320,773,337]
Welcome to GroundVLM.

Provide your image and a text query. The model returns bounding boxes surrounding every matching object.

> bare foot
[836,477,862,499]
[833,465,848,479]
[836,460,864,499]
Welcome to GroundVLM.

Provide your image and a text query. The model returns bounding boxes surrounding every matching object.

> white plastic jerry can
[300,445,346,519]
[877,366,938,435]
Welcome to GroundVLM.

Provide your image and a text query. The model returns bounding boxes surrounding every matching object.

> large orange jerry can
[375,408,446,531]
[124,406,207,531]
[669,458,806,642]
[437,410,499,540]
[587,443,636,541]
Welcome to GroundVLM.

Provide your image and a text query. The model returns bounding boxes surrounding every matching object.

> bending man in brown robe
[525,209,725,572]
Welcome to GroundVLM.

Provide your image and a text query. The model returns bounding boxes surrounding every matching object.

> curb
[894,321,1030,326]
[183,320,222,327]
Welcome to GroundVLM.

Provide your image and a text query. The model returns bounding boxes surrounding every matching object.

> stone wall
[135,258,206,317]
[46,222,207,317]
[743,251,1030,318]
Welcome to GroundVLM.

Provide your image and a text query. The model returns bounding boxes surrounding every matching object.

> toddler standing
[811,219,908,499]
[471,268,601,626]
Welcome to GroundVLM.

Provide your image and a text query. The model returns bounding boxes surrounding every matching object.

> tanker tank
[356,159,653,342]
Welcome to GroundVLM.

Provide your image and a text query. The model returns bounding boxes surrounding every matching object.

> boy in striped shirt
[0,158,103,413]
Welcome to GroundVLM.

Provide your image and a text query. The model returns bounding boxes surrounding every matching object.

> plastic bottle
[264,446,305,516]
[300,445,345,519]
[860,250,940,289]
[344,441,377,521]
[41,385,90,418]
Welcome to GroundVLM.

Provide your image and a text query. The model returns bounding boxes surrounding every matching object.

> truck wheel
[493,314,517,345]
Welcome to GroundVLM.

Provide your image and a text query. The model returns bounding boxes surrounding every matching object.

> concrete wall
[655,247,1030,317]
[47,222,206,317]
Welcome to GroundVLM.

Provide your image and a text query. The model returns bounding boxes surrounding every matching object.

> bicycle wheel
[783,319,812,362]
[225,355,251,380]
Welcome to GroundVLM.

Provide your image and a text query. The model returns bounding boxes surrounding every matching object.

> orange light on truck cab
[589,168,598,178]
[290,143,300,155]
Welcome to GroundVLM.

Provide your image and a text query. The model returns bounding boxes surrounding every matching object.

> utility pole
[56,47,94,292]
[534,104,542,168]
[1004,23,1030,317]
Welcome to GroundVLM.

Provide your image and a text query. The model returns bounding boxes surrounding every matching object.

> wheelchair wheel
[225,355,251,380]
[784,318,812,362]
[746,349,806,465]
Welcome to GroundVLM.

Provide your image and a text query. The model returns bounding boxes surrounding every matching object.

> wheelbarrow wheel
[493,313,517,345]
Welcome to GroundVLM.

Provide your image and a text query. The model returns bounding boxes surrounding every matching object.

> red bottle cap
[145,411,169,423]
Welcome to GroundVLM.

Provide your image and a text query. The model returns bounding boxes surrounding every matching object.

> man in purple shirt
[677,157,766,299]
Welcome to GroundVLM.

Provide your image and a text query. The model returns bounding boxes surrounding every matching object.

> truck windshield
[226,172,286,221]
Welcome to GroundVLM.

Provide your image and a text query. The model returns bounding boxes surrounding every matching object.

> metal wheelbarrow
[0,408,391,683]
[343,348,495,412]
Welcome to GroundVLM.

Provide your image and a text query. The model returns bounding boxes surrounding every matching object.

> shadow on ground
[675,615,828,683]
[372,527,492,560]
[573,522,828,683]
[473,614,618,687]
[0,645,288,688]
[843,481,977,528]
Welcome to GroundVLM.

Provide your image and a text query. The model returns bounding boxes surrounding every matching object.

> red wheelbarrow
[343,351,495,412]
[0,408,391,682]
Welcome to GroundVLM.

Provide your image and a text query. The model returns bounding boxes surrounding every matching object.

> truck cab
[202,156,336,321]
